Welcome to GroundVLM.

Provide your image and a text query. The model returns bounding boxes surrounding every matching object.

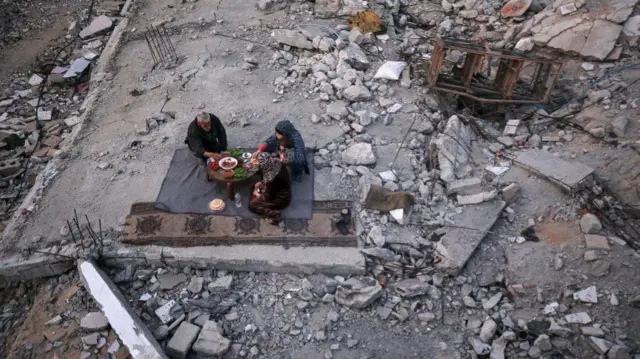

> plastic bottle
[235,192,242,208]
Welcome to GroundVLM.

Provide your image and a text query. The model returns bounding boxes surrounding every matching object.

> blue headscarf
[266,120,307,182]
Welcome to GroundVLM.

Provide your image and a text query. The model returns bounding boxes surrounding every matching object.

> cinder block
[0,159,22,177]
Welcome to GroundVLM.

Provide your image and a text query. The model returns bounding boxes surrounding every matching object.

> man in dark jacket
[185,112,228,159]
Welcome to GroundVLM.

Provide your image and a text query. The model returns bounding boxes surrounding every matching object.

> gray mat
[155,147,314,219]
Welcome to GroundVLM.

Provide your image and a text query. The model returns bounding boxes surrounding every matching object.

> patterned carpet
[121,201,357,247]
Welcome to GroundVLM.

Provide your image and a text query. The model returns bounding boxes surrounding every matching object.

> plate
[209,199,225,211]
[219,157,238,170]
[242,152,252,159]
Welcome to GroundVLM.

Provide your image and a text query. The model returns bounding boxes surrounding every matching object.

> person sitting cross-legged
[184,111,228,162]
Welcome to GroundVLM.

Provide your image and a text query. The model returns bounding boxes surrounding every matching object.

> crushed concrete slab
[584,234,610,250]
[573,286,598,303]
[167,322,200,359]
[513,150,594,192]
[102,244,364,276]
[192,320,230,356]
[78,261,168,358]
[434,200,506,275]
[271,29,313,49]
[565,312,592,324]
[80,15,113,39]
[446,177,482,195]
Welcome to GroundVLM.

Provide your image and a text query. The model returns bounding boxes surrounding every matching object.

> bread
[209,199,225,211]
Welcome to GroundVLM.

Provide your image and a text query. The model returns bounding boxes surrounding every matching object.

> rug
[154,147,315,219]
[121,201,356,247]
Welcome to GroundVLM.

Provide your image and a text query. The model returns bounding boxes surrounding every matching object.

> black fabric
[184,114,228,158]
[155,148,314,219]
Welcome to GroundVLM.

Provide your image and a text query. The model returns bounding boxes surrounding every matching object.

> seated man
[184,111,228,161]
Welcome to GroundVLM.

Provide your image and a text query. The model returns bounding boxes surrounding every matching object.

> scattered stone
[589,336,612,355]
[394,279,431,298]
[515,38,534,52]
[367,226,385,247]
[272,29,313,49]
[580,214,602,234]
[187,277,204,294]
[158,273,188,290]
[501,183,520,203]
[483,292,502,310]
[343,85,372,102]
[584,235,610,250]
[608,345,632,359]
[573,286,598,303]
[581,326,605,337]
[80,312,109,331]
[335,277,383,309]
[534,334,552,351]
[346,339,359,348]
[166,322,200,359]
[479,319,497,343]
[611,115,628,137]
[342,143,376,165]
[468,337,491,355]
[81,333,100,346]
[360,247,395,261]
[209,275,233,291]
[80,15,113,39]
[326,101,348,120]
[339,43,370,70]
[192,321,231,356]
[565,312,592,324]
[584,250,600,261]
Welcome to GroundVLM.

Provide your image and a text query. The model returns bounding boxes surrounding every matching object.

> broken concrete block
[342,143,376,165]
[515,37,534,52]
[501,183,520,203]
[394,278,432,298]
[479,319,498,343]
[514,149,594,192]
[457,189,497,205]
[584,234,609,250]
[80,312,109,331]
[209,275,233,291]
[272,29,313,49]
[28,74,44,86]
[367,226,385,247]
[326,101,348,120]
[435,200,506,275]
[192,321,230,356]
[534,334,552,351]
[0,158,22,177]
[389,208,409,225]
[80,15,113,39]
[338,43,370,70]
[580,214,602,234]
[166,322,200,359]
[573,285,598,303]
[589,336,612,355]
[335,277,382,309]
[611,115,628,137]
[155,300,176,323]
[580,326,605,337]
[446,177,481,195]
[565,312,592,324]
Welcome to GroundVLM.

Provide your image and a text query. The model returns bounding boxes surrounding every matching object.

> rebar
[144,24,178,68]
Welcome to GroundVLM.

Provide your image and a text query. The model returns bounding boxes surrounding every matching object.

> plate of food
[219,157,238,170]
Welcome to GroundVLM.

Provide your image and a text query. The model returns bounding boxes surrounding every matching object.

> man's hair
[196,112,211,123]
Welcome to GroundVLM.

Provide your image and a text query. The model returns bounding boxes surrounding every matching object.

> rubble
[580,214,603,234]
[166,322,200,359]
[335,277,383,309]
[192,321,230,356]
[79,15,113,39]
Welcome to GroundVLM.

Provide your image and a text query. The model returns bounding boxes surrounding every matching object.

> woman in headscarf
[249,152,292,225]
[257,120,309,182]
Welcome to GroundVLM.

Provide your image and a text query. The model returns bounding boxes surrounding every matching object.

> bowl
[219,157,238,170]
[242,152,252,159]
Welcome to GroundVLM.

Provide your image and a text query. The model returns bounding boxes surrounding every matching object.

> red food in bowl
[222,171,234,179]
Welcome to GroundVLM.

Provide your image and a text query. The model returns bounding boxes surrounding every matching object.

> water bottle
[234,192,242,208]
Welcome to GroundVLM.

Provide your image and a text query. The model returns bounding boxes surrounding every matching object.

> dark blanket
[155,147,314,219]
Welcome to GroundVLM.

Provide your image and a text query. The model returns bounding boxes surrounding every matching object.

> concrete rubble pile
[0,15,117,226]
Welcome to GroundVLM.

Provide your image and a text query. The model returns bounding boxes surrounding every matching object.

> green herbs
[228,148,243,158]
[233,168,247,179]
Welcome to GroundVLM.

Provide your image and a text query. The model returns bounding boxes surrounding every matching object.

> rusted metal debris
[425,38,564,104]
[144,24,179,69]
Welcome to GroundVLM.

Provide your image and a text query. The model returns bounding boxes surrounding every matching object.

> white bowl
[219,157,238,170]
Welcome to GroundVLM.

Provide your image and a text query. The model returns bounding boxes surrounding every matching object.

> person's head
[196,112,211,131]
[275,120,296,141]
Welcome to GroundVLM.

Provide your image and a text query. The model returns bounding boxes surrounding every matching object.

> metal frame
[144,24,179,68]
[425,38,564,104]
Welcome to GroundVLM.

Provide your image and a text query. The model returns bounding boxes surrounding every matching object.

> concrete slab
[78,261,169,359]
[0,253,74,288]
[102,243,365,276]
[434,200,506,275]
[513,150,594,192]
